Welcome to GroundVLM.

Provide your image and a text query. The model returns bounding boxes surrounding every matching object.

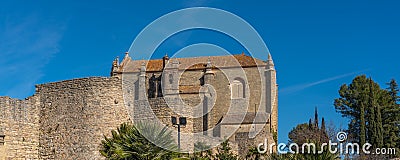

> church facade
[0,52,278,159]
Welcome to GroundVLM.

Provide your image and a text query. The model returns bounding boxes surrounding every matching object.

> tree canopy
[334,75,400,157]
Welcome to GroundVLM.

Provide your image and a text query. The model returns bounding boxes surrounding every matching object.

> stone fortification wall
[35,77,131,159]
[0,96,40,159]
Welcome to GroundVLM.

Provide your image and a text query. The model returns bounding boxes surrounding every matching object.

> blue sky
[1,0,399,143]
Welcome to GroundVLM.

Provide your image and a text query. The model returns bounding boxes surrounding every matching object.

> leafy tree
[288,108,338,160]
[214,140,238,160]
[334,75,388,147]
[289,123,316,145]
[192,141,213,160]
[245,147,263,160]
[334,75,400,157]
[264,150,338,160]
[289,108,328,145]
[99,122,178,160]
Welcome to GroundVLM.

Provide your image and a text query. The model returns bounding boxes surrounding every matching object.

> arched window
[231,78,245,99]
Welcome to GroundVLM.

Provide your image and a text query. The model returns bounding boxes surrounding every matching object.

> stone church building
[0,52,278,159]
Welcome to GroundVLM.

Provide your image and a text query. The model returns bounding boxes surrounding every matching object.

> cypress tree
[367,78,377,146]
[387,79,400,103]
[315,107,319,129]
[368,78,384,147]
[321,117,328,141]
[376,100,383,147]
[360,102,366,146]
[384,79,400,149]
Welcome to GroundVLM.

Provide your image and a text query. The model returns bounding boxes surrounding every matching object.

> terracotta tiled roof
[145,59,163,71]
[117,53,266,72]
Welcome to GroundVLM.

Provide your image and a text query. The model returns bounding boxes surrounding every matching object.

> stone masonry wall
[0,56,277,159]
[0,96,40,160]
[35,77,131,159]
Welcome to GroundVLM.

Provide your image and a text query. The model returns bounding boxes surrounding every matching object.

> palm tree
[100,122,178,160]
